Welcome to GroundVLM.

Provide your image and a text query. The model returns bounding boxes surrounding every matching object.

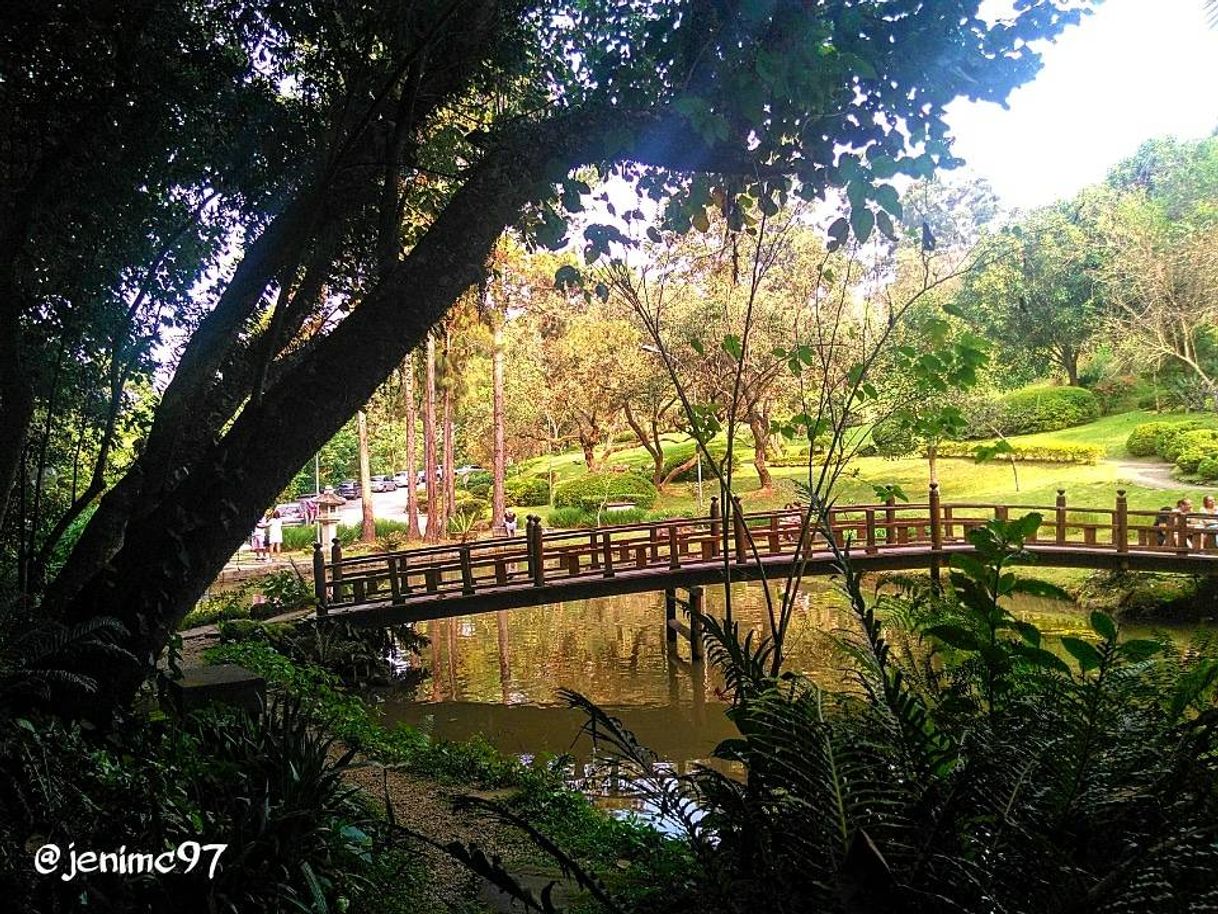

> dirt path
[1111,459,1181,491]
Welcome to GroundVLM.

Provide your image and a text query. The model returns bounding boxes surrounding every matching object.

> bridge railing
[311,486,1218,613]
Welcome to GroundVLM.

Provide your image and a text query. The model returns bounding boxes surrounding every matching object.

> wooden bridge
[311,485,1218,627]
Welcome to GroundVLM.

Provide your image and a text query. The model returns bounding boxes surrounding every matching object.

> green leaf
[1089,611,1117,642]
[1012,643,1071,675]
[826,216,849,252]
[690,337,705,356]
[1012,620,1042,647]
[646,226,662,243]
[925,624,982,652]
[1118,638,1162,662]
[872,183,902,219]
[554,264,582,290]
[850,206,875,244]
[1061,636,1101,673]
[721,334,743,360]
[1008,578,1072,602]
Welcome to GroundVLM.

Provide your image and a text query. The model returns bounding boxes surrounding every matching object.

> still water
[378,579,1205,768]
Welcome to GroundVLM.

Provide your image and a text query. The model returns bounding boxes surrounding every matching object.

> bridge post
[1115,490,1129,556]
[527,515,546,585]
[689,586,705,661]
[928,483,943,589]
[885,494,896,545]
[459,545,475,595]
[601,531,615,577]
[1056,489,1067,545]
[330,537,344,604]
[665,589,678,645]
[865,509,877,555]
[731,496,748,565]
[709,496,721,558]
[1176,510,1191,556]
[668,523,680,569]
[312,542,328,616]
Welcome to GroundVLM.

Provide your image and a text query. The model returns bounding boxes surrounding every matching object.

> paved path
[1112,460,1181,491]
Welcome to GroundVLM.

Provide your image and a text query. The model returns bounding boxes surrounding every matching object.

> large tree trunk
[623,402,665,485]
[579,430,598,471]
[424,334,439,543]
[748,408,773,491]
[357,410,375,543]
[1061,346,1080,386]
[51,107,696,718]
[404,353,421,539]
[491,313,506,532]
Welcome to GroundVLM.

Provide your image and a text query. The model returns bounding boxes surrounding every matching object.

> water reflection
[379,579,1212,769]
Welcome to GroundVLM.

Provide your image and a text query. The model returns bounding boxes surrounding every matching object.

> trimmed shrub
[453,494,488,519]
[552,472,658,510]
[1126,421,1174,457]
[1198,456,1218,481]
[461,470,492,498]
[660,440,738,482]
[934,440,1104,465]
[1174,429,1218,473]
[997,385,1099,434]
[547,506,693,529]
[1157,421,1213,462]
[506,474,550,507]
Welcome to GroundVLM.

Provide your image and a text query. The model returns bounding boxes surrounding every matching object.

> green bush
[1126,421,1174,457]
[1157,421,1213,462]
[934,440,1104,465]
[660,440,737,482]
[546,506,693,529]
[1173,429,1218,473]
[461,470,492,498]
[552,472,658,510]
[997,385,1099,434]
[1198,456,1218,481]
[506,474,550,506]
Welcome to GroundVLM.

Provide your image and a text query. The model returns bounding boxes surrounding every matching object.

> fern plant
[432,514,1218,913]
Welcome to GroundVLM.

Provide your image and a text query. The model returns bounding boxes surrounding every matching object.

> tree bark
[442,328,456,519]
[623,401,665,485]
[424,333,439,543]
[51,106,722,717]
[357,410,375,543]
[404,353,422,539]
[491,310,506,531]
[748,407,773,491]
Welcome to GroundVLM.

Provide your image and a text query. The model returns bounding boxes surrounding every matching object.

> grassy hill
[511,410,1213,524]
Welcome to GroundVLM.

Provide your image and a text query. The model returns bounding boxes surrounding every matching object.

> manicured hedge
[461,470,492,498]
[546,506,694,529]
[1198,456,1218,481]
[552,472,658,510]
[934,440,1104,465]
[1158,422,1213,463]
[1174,429,1218,474]
[1125,421,1174,457]
[505,474,550,506]
[997,385,1099,434]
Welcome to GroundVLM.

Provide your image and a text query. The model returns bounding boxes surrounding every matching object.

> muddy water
[378,579,1211,771]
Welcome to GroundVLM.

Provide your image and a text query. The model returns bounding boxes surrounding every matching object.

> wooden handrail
[313,490,1218,613]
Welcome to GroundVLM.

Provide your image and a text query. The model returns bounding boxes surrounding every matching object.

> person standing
[267,509,284,557]
[251,517,268,562]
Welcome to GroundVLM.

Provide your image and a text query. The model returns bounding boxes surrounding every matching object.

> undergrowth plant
[431,514,1218,914]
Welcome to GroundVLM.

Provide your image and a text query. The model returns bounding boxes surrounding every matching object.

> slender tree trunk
[442,329,456,520]
[492,314,506,532]
[580,431,597,471]
[424,334,439,543]
[928,443,939,486]
[404,353,421,539]
[1062,346,1080,386]
[748,408,773,491]
[357,409,375,543]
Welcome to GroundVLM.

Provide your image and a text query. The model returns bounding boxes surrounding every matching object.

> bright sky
[944,0,1218,211]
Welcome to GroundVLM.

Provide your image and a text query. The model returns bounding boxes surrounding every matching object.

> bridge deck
[311,490,1218,626]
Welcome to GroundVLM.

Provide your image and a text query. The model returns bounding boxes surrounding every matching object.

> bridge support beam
[929,483,943,591]
[665,585,704,661]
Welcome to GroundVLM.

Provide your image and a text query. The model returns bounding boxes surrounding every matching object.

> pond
[379,577,1213,773]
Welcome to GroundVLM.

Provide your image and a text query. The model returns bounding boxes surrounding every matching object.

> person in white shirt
[267,510,284,556]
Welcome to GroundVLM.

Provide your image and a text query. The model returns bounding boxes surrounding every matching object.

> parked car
[392,470,413,487]
[273,503,306,526]
[371,475,397,492]
[455,464,484,477]
[337,479,359,499]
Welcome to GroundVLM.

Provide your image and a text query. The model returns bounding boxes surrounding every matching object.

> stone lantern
[315,487,346,548]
